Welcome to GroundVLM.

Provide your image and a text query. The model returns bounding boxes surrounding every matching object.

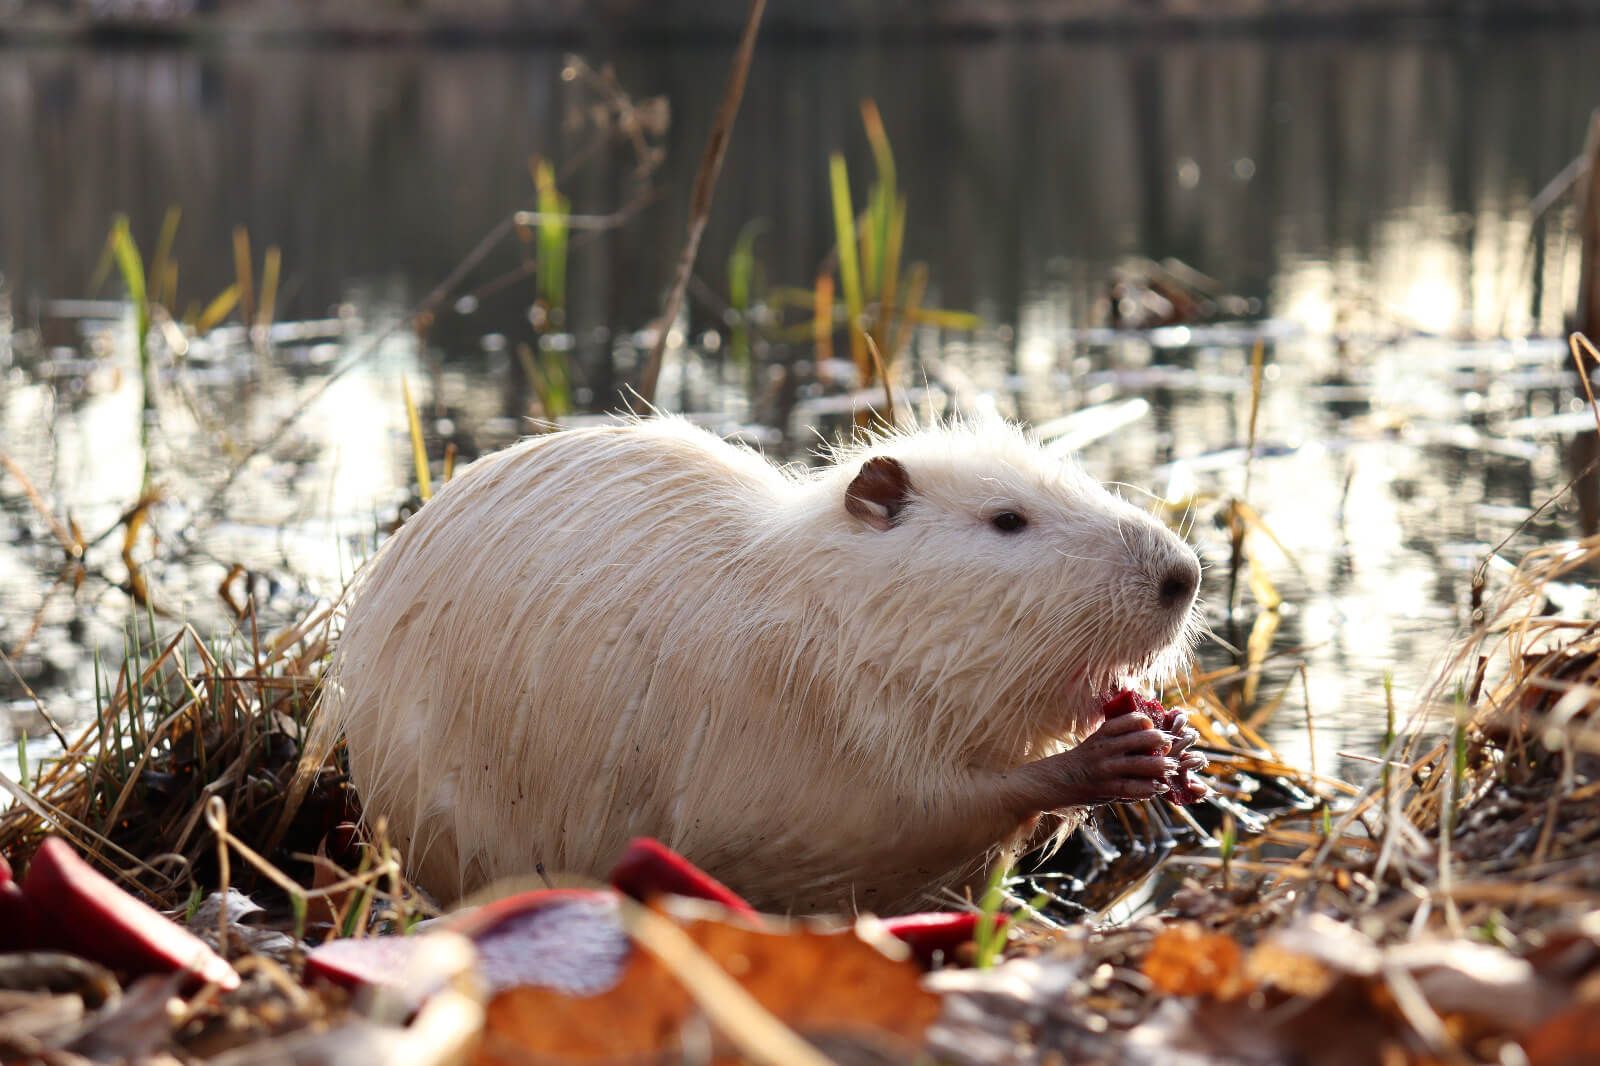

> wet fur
[320,417,1199,913]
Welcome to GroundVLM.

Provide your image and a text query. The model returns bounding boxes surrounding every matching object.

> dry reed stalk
[638,0,766,404]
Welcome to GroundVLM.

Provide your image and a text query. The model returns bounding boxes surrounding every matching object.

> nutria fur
[321,417,1203,914]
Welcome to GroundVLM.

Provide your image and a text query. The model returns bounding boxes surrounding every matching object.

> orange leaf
[1520,1000,1600,1066]
[476,911,939,1066]
[1245,938,1338,998]
[1142,921,1253,1000]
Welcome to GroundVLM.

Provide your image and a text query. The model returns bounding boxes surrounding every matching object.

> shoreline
[4,3,1600,48]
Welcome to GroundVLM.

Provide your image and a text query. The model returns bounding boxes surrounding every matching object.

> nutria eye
[990,511,1027,533]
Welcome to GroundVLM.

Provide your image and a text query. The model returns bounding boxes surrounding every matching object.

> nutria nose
[1158,556,1201,611]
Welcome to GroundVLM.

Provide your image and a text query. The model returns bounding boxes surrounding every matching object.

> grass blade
[878,192,906,354]
[888,263,927,364]
[109,217,149,338]
[766,285,827,309]
[195,285,240,337]
[542,349,571,417]
[861,99,896,213]
[728,219,764,372]
[258,246,281,330]
[517,343,570,420]
[232,226,256,332]
[531,159,570,324]
[150,206,181,310]
[161,262,179,314]
[829,152,867,381]
[813,273,835,368]
[908,307,982,330]
[110,216,155,487]
[859,199,877,303]
[402,378,431,502]
[860,99,896,300]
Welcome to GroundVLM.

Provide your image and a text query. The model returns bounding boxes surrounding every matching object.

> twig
[0,646,70,748]
[0,452,80,557]
[462,187,661,305]
[638,0,767,404]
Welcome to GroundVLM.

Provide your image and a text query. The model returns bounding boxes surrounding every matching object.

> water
[4,29,1600,783]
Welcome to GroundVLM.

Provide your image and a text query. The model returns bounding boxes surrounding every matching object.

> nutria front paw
[1103,691,1211,804]
[1036,710,1177,808]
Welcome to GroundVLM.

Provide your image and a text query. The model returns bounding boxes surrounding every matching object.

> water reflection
[4,31,1600,779]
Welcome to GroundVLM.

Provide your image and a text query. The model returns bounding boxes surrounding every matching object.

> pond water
[4,27,1600,786]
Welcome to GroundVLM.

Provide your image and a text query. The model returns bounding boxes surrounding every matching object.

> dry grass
[0,604,355,912]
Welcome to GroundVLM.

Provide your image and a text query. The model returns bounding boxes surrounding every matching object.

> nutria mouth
[1059,669,1140,736]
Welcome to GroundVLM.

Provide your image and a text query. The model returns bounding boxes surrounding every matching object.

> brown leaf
[475,911,940,1066]
[1520,1001,1600,1066]
[307,841,360,929]
[1246,938,1339,998]
[1141,921,1252,1000]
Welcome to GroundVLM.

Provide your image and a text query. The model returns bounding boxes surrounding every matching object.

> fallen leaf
[1141,921,1252,1000]
[1390,940,1551,1032]
[1519,1000,1600,1066]
[476,908,940,1066]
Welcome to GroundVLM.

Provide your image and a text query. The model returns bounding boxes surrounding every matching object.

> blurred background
[5,0,1600,780]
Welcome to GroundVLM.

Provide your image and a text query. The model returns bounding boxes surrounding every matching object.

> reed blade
[829,152,867,381]
[195,285,240,337]
[813,273,835,367]
[150,206,181,309]
[402,377,432,502]
[728,219,764,371]
[232,226,256,332]
[532,158,570,323]
[860,98,896,301]
[258,247,281,330]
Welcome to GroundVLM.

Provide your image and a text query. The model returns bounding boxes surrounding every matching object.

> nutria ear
[845,456,913,532]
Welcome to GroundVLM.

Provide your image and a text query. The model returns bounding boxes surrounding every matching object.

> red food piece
[309,890,635,998]
[21,837,240,990]
[608,837,760,920]
[879,911,1002,966]
[303,926,434,992]
[456,891,633,995]
[1,848,54,951]
[0,879,51,952]
[1102,690,1208,805]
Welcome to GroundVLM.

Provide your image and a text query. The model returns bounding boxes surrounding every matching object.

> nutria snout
[320,416,1204,914]
[1158,553,1202,610]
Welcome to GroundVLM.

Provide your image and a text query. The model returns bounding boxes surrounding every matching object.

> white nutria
[320,416,1204,914]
